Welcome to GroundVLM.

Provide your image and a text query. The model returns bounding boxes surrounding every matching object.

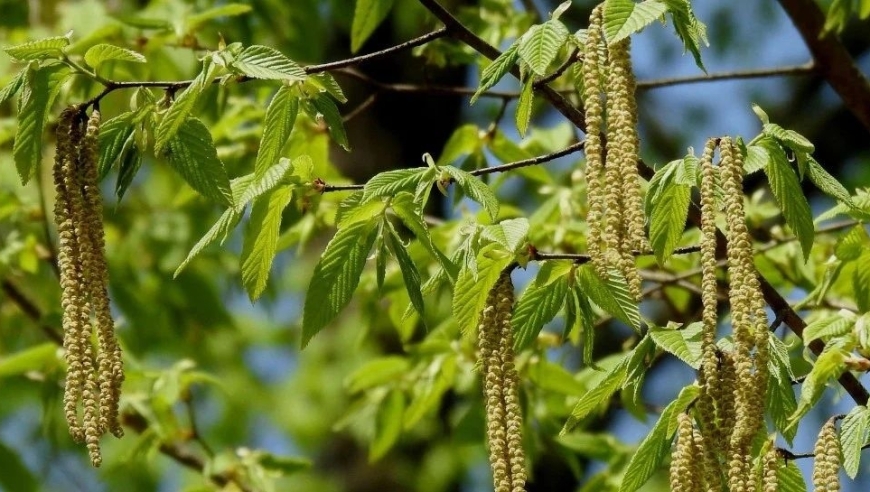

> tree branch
[777,0,870,133]
[1,280,63,344]
[636,62,817,89]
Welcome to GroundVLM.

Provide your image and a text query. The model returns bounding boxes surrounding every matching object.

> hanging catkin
[812,418,841,492]
[582,5,607,280]
[53,106,124,467]
[761,438,779,492]
[670,413,702,492]
[478,271,526,492]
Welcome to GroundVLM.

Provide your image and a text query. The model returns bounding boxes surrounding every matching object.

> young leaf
[481,218,529,254]
[186,3,252,30]
[562,361,628,433]
[442,166,499,222]
[165,118,233,206]
[0,343,59,378]
[386,223,425,317]
[472,42,520,104]
[840,405,870,478]
[115,142,142,200]
[516,76,534,138]
[854,252,870,312]
[648,322,703,369]
[762,123,815,154]
[649,182,691,265]
[84,44,146,69]
[3,36,69,60]
[513,262,571,350]
[370,389,405,462]
[518,19,570,76]
[362,168,429,203]
[13,65,68,184]
[174,207,243,276]
[777,460,808,492]
[311,93,350,151]
[803,313,855,344]
[308,73,347,103]
[351,0,396,53]
[154,61,218,154]
[806,156,854,207]
[603,0,669,44]
[98,112,136,178]
[240,186,294,300]
[237,158,294,210]
[617,385,700,492]
[573,265,642,331]
[766,360,799,444]
[345,356,409,393]
[760,139,814,261]
[233,45,306,81]
[390,192,454,276]
[452,243,513,334]
[255,85,299,176]
[302,219,379,347]
[661,0,708,71]
[788,344,849,429]
[0,69,26,106]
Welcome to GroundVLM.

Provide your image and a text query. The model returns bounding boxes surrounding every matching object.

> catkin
[53,106,124,467]
[582,5,607,280]
[479,271,526,492]
[761,439,779,492]
[813,419,841,492]
[670,413,702,492]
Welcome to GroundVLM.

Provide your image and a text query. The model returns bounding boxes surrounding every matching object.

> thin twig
[1,280,63,344]
[535,48,581,87]
[635,62,817,89]
[342,92,379,123]
[304,28,448,74]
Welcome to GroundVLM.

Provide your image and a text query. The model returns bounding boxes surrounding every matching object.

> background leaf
[351,0,396,53]
[165,118,233,206]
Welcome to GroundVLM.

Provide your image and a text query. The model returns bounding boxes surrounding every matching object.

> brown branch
[1,280,63,344]
[636,62,817,89]
[304,28,448,74]
[777,0,870,133]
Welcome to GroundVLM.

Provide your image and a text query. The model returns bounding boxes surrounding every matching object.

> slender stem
[636,62,817,89]
[1,280,64,344]
[535,48,581,87]
[342,92,379,123]
[305,28,448,74]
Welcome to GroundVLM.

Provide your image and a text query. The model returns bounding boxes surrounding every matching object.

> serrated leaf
[186,3,252,30]
[836,225,869,261]
[115,142,142,200]
[562,359,628,433]
[386,223,425,317]
[240,186,294,300]
[391,193,454,278]
[165,118,233,205]
[574,265,642,330]
[761,138,814,261]
[840,405,870,478]
[308,73,347,103]
[452,243,513,334]
[777,460,807,492]
[806,156,854,207]
[617,384,699,492]
[174,207,242,276]
[518,20,570,76]
[255,85,299,176]
[237,158,294,211]
[513,262,570,350]
[767,357,799,444]
[661,0,707,71]
[404,355,456,428]
[788,344,848,429]
[4,36,69,60]
[603,0,669,44]
[804,313,856,344]
[13,65,68,184]
[516,76,534,137]
[0,69,26,106]
[311,93,350,151]
[154,61,217,154]
[472,42,520,104]
[443,166,499,222]
[0,343,59,378]
[744,144,769,175]
[351,0,396,53]
[370,389,405,461]
[362,168,428,203]
[98,112,136,178]
[84,43,146,69]
[649,182,690,265]
[233,45,306,81]
[854,252,870,312]
[345,356,409,393]
[762,123,814,153]
[649,322,702,368]
[302,219,378,347]
[481,218,529,253]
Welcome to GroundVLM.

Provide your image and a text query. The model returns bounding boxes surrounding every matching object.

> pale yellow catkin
[762,439,779,492]
[670,413,702,492]
[813,419,841,492]
[582,5,607,279]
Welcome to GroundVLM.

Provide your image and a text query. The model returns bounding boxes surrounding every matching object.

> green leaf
[443,166,499,222]
[98,112,136,178]
[390,193,454,277]
[345,356,409,393]
[302,219,379,347]
[806,156,854,207]
[840,405,870,478]
[240,186,294,300]
[237,158,294,211]
[603,0,669,44]
[4,36,69,60]
[788,343,848,429]
[351,0,396,53]
[233,45,306,81]
[528,359,586,396]
[472,42,520,104]
[13,65,68,184]
[562,360,628,433]
[513,262,571,350]
[649,322,703,369]
[186,3,252,30]
[744,144,769,175]
[386,223,425,317]
[767,356,798,444]
[0,69,26,106]
[165,118,233,206]
[574,265,642,331]
[404,355,456,428]
[481,218,529,254]
[84,43,146,69]
[803,313,856,344]
[254,86,299,176]
[362,168,429,203]
[370,389,405,461]
[854,252,870,312]
[0,343,58,378]
[762,123,815,153]
[115,142,142,200]
[518,20,570,76]
[0,441,37,492]
[617,384,699,492]
[154,61,218,154]
[777,460,808,492]
[174,207,242,276]
[307,72,347,103]
[255,453,311,475]
[311,93,350,151]
[760,138,814,261]
[436,124,481,166]
[649,182,691,265]
[452,243,513,334]
[516,76,534,138]
[661,0,708,71]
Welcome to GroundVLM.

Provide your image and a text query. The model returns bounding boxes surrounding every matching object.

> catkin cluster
[54,106,124,467]
[673,137,770,492]
[669,412,703,492]
[582,5,648,301]
[478,271,526,492]
[813,419,841,491]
